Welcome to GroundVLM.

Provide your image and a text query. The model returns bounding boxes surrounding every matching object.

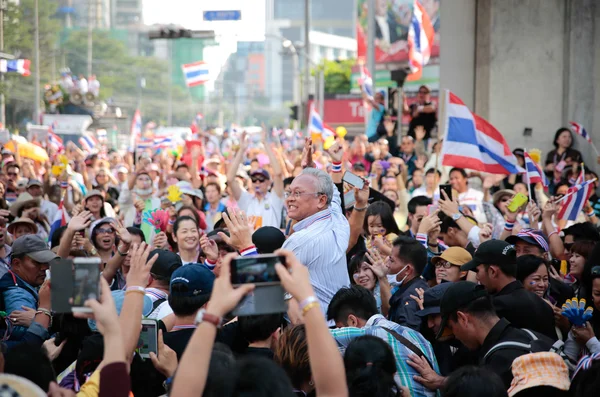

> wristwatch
[452,213,463,221]
[194,309,222,328]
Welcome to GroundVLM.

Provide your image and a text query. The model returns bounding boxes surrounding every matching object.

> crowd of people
[0,107,597,397]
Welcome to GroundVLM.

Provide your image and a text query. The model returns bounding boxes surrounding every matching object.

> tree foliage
[314,59,355,95]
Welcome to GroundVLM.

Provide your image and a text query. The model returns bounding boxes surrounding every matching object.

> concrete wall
[440,0,476,109]
[442,0,600,165]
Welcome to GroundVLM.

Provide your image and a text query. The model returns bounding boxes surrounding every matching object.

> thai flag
[79,135,97,152]
[130,109,142,150]
[441,91,522,175]
[0,59,31,76]
[407,0,435,81]
[308,104,324,137]
[569,121,592,143]
[48,200,70,242]
[136,139,153,150]
[558,179,596,221]
[358,64,374,99]
[182,61,209,87]
[153,136,173,148]
[523,152,548,186]
[48,128,64,153]
[322,123,335,139]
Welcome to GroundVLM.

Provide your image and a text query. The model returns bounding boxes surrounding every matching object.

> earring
[309,380,314,387]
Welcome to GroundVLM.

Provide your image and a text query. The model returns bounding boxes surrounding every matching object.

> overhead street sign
[203,10,242,21]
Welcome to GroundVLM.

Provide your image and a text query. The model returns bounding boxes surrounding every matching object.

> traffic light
[290,105,299,121]
[149,28,192,40]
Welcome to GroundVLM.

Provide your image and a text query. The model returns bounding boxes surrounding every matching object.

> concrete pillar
[474,0,492,119]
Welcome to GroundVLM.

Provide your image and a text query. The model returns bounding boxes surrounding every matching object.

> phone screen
[231,255,284,285]
[343,171,364,190]
[439,184,452,200]
[139,321,158,358]
[72,260,100,309]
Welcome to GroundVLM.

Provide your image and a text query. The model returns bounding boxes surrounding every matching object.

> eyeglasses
[96,228,115,235]
[284,191,324,199]
[435,260,454,269]
[251,178,266,184]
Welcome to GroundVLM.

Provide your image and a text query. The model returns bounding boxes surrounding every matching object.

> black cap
[460,240,516,272]
[437,281,489,339]
[149,249,183,279]
[252,226,286,254]
[416,282,453,317]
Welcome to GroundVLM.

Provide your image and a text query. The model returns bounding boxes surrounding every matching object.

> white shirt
[282,183,350,315]
[458,188,486,224]
[89,79,100,96]
[41,199,58,222]
[411,186,440,201]
[78,78,88,94]
[145,288,173,321]
[237,190,284,229]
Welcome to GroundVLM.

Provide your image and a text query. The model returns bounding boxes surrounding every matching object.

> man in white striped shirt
[282,140,350,313]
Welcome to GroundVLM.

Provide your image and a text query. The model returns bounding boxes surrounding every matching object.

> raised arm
[542,199,565,260]
[347,180,370,253]
[262,130,284,198]
[226,132,248,201]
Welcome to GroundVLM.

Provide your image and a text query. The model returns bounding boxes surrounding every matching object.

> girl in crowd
[567,241,596,297]
[364,201,400,256]
[348,250,390,316]
[172,216,201,265]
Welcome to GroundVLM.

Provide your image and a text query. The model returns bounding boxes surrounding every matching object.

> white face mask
[387,265,408,285]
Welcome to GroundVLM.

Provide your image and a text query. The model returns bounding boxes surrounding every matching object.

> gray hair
[301,168,333,205]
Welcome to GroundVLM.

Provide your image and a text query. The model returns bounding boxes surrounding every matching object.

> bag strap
[380,326,433,368]
[151,298,166,311]
[483,328,538,360]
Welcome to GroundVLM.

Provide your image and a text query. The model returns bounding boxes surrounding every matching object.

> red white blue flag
[569,121,591,143]
[558,179,596,221]
[182,61,209,87]
[407,0,434,81]
[441,91,522,175]
[523,151,548,186]
[358,64,374,99]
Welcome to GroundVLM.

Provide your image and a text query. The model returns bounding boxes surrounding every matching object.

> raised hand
[301,138,315,169]
[354,179,370,208]
[126,242,159,288]
[542,198,560,221]
[527,201,541,228]
[68,211,93,232]
[217,208,253,251]
[365,248,389,279]
[149,330,178,377]
[200,235,219,262]
[152,232,169,250]
[327,141,344,163]
[418,210,442,235]
[111,219,132,245]
[72,278,120,336]
[478,223,493,243]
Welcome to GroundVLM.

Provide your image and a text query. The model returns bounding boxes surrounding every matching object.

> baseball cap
[512,148,525,158]
[431,247,472,268]
[416,282,452,317]
[170,264,215,298]
[26,179,43,188]
[460,240,517,272]
[508,352,570,396]
[84,190,103,201]
[506,229,549,253]
[252,226,286,254]
[89,217,115,236]
[11,234,59,263]
[437,281,489,339]
[150,249,183,280]
[250,169,270,180]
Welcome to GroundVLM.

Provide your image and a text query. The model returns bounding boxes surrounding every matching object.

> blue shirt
[366,103,385,139]
[2,272,39,341]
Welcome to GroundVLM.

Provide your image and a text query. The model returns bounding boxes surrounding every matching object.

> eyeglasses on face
[96,228,115,235]
[284,191,324,200]
[251,178,266,183]
[435,260,454,269]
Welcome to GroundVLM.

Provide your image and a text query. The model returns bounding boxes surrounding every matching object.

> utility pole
[0,0,6,126]
[87,0,94,77]
[303,0,310,127]
[33,0,40,123]
[319,68,324,120]
[167,40,173,126]
[367,0,376,89]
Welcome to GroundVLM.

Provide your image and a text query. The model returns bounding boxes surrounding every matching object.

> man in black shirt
[404,85,437,140]
[237,313,284,359]
[460,240,557,340]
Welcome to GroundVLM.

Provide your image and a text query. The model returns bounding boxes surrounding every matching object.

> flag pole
[435,89,449,185]
[524,148,532,200]
[556,178,597,203]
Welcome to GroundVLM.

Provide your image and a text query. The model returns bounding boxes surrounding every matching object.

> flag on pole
[182,61,209,87]
[576,164,585,185]
[79,134,97,152]
[0,59,31,76]
[358,64,374,100]
[48,122,64,153]
[130,109,142,151]
[407,0,435,81]
[569,121,592,143]
[440,91,522,174]
[558,179,596,221]
[523,151,548,186]
[308,104,324,139]
[48,199,70,242]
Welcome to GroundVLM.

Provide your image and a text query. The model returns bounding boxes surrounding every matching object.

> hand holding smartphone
[439,184,453,201]
[71,257,101,313]
[507,193,528,213]
[138,319,158,359]
[342,171,365,190]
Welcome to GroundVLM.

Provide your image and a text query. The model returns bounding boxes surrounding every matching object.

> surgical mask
[134,187,153,197]
[387,265,408,285]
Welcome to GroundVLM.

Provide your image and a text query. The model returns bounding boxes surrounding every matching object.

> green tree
[314,59,355,95]
[3,0,62,126]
